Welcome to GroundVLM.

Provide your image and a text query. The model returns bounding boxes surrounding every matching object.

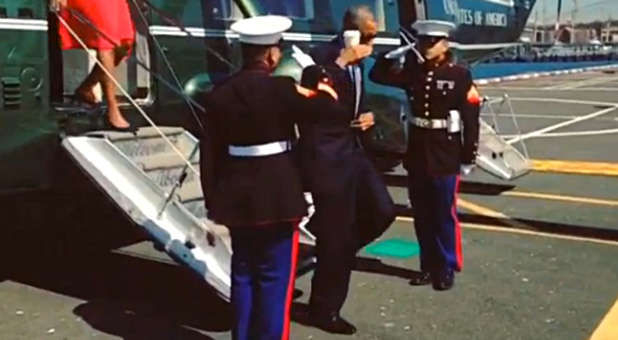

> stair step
[147,167,199,189]
[136,153,199,171]
[183,200,207,219]
[114,137,189,159]
[105,127,185,141]
[173,182,203,202]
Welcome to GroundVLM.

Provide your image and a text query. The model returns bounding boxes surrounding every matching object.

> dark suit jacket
[301,38,396,247]
[311,35,368,118]
[299,36,370,193]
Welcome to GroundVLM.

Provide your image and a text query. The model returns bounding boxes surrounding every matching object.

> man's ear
[266,46,278,68]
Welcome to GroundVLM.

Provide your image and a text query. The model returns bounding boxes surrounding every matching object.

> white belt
[228,140,292,157]
[411,117,448,129]
[411,110,461,132]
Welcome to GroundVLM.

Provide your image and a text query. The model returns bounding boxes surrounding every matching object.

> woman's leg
[74,49,130,128]
[98,49,130,128]
[74,63,99,105]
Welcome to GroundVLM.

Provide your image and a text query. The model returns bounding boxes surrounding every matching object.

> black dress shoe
[409,271,432,286]
[310,312,357,335]
[432,268,454,291]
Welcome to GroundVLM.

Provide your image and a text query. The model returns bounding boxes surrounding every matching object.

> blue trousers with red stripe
[408,172,463,273]
[230,223,298,340]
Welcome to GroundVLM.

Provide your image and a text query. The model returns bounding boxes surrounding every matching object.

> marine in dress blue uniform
[200,16,350,340]
[299,6,396,334]
[369,20,481,290]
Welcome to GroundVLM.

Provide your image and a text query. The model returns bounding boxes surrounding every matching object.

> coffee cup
[343,30,361,48]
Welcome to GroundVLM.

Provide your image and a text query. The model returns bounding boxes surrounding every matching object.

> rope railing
[55,12,201,178]
[64,6,207,114]
[130,0,204,132]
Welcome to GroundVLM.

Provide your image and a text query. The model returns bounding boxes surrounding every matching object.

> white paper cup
[343,30,361,48]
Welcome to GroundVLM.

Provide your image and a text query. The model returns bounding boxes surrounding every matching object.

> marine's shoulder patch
[295,84,317,98]
[467,85,481,105]
[317,83,338,100]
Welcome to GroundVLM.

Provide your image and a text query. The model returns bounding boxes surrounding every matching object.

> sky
[529,0,618,25]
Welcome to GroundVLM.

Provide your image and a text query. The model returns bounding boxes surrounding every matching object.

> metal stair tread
[136,153,199,171]
[173,182,203,202]
[99,126,185,141]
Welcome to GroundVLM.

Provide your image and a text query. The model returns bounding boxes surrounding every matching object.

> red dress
[59,0,135,51]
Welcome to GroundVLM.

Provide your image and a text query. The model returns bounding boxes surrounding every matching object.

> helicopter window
[257,0,314,19]
[211,0,398,35]
[0,7,6,18]
[17,8,34,19]
[153,0,206,27]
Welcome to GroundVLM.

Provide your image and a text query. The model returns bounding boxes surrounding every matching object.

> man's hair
[241,44,269,65]
[342,5,373,31]
[240,42,280,66]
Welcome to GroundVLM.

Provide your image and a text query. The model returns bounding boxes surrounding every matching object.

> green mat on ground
[364,238,420,259]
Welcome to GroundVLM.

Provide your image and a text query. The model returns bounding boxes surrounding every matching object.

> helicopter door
[397,0,422,30]
[55,5,151,103]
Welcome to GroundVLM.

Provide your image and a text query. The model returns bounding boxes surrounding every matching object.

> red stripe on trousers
[281,227,299,340]
[451,175,463,271]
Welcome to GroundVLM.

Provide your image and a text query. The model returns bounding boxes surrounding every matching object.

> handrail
[130,0,203,132]
[55,12,200,178]
[135,0,235,69]
[63,7,207,114]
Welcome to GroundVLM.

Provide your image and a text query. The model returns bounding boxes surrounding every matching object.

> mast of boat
[555,0,562,35]
[532,6,538,43]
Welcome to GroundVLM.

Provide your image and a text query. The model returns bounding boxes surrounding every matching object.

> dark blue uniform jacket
[369,52,480,176]
[201,63,350,227]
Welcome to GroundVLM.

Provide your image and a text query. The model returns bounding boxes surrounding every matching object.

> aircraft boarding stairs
[476,94,532,180]
[62,127,317,301]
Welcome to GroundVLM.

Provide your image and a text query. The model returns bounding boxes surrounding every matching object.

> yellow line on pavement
[456,198,531,230]
[502,191,618,207]
[456,198,507,218]
[589,298,618,340]
[532,159,618,177]
[395,217,618,246]
[395,197,618,246]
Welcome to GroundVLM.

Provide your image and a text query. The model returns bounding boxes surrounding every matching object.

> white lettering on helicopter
[485,12,508,27]
[444,0,508,28]
[457,9,508,27]
[458,9,474,25]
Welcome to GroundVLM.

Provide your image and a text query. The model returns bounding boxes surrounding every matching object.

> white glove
[385,44,414,59]
[385,43,425,63]
[460,164,475,176]
[291,45,315,69]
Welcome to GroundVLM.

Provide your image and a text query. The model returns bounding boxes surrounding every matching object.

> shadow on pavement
[3,240,232,337]
[395,205,618,242]
[383,174,515,195]
[1,156,232,336]
[74,300,217,340]
[354,257,421,280]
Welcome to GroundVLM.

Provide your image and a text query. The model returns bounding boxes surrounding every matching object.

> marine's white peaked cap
[412,20,456,38]
[231,15,293,45]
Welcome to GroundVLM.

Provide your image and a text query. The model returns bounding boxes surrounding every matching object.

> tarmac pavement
[1,70,618,339]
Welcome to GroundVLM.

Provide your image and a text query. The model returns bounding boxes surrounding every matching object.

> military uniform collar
[423,55,450,72]
[243,61,273,73]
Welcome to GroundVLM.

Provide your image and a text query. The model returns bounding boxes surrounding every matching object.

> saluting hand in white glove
[291,45,316,69]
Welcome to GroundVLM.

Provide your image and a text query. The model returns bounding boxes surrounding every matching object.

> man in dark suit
[370,20,481,291]
[200,16,351,340]
[299,5,396,335]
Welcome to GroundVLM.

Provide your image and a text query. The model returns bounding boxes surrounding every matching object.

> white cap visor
[231,15,293,45]
[412,20,456,38]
